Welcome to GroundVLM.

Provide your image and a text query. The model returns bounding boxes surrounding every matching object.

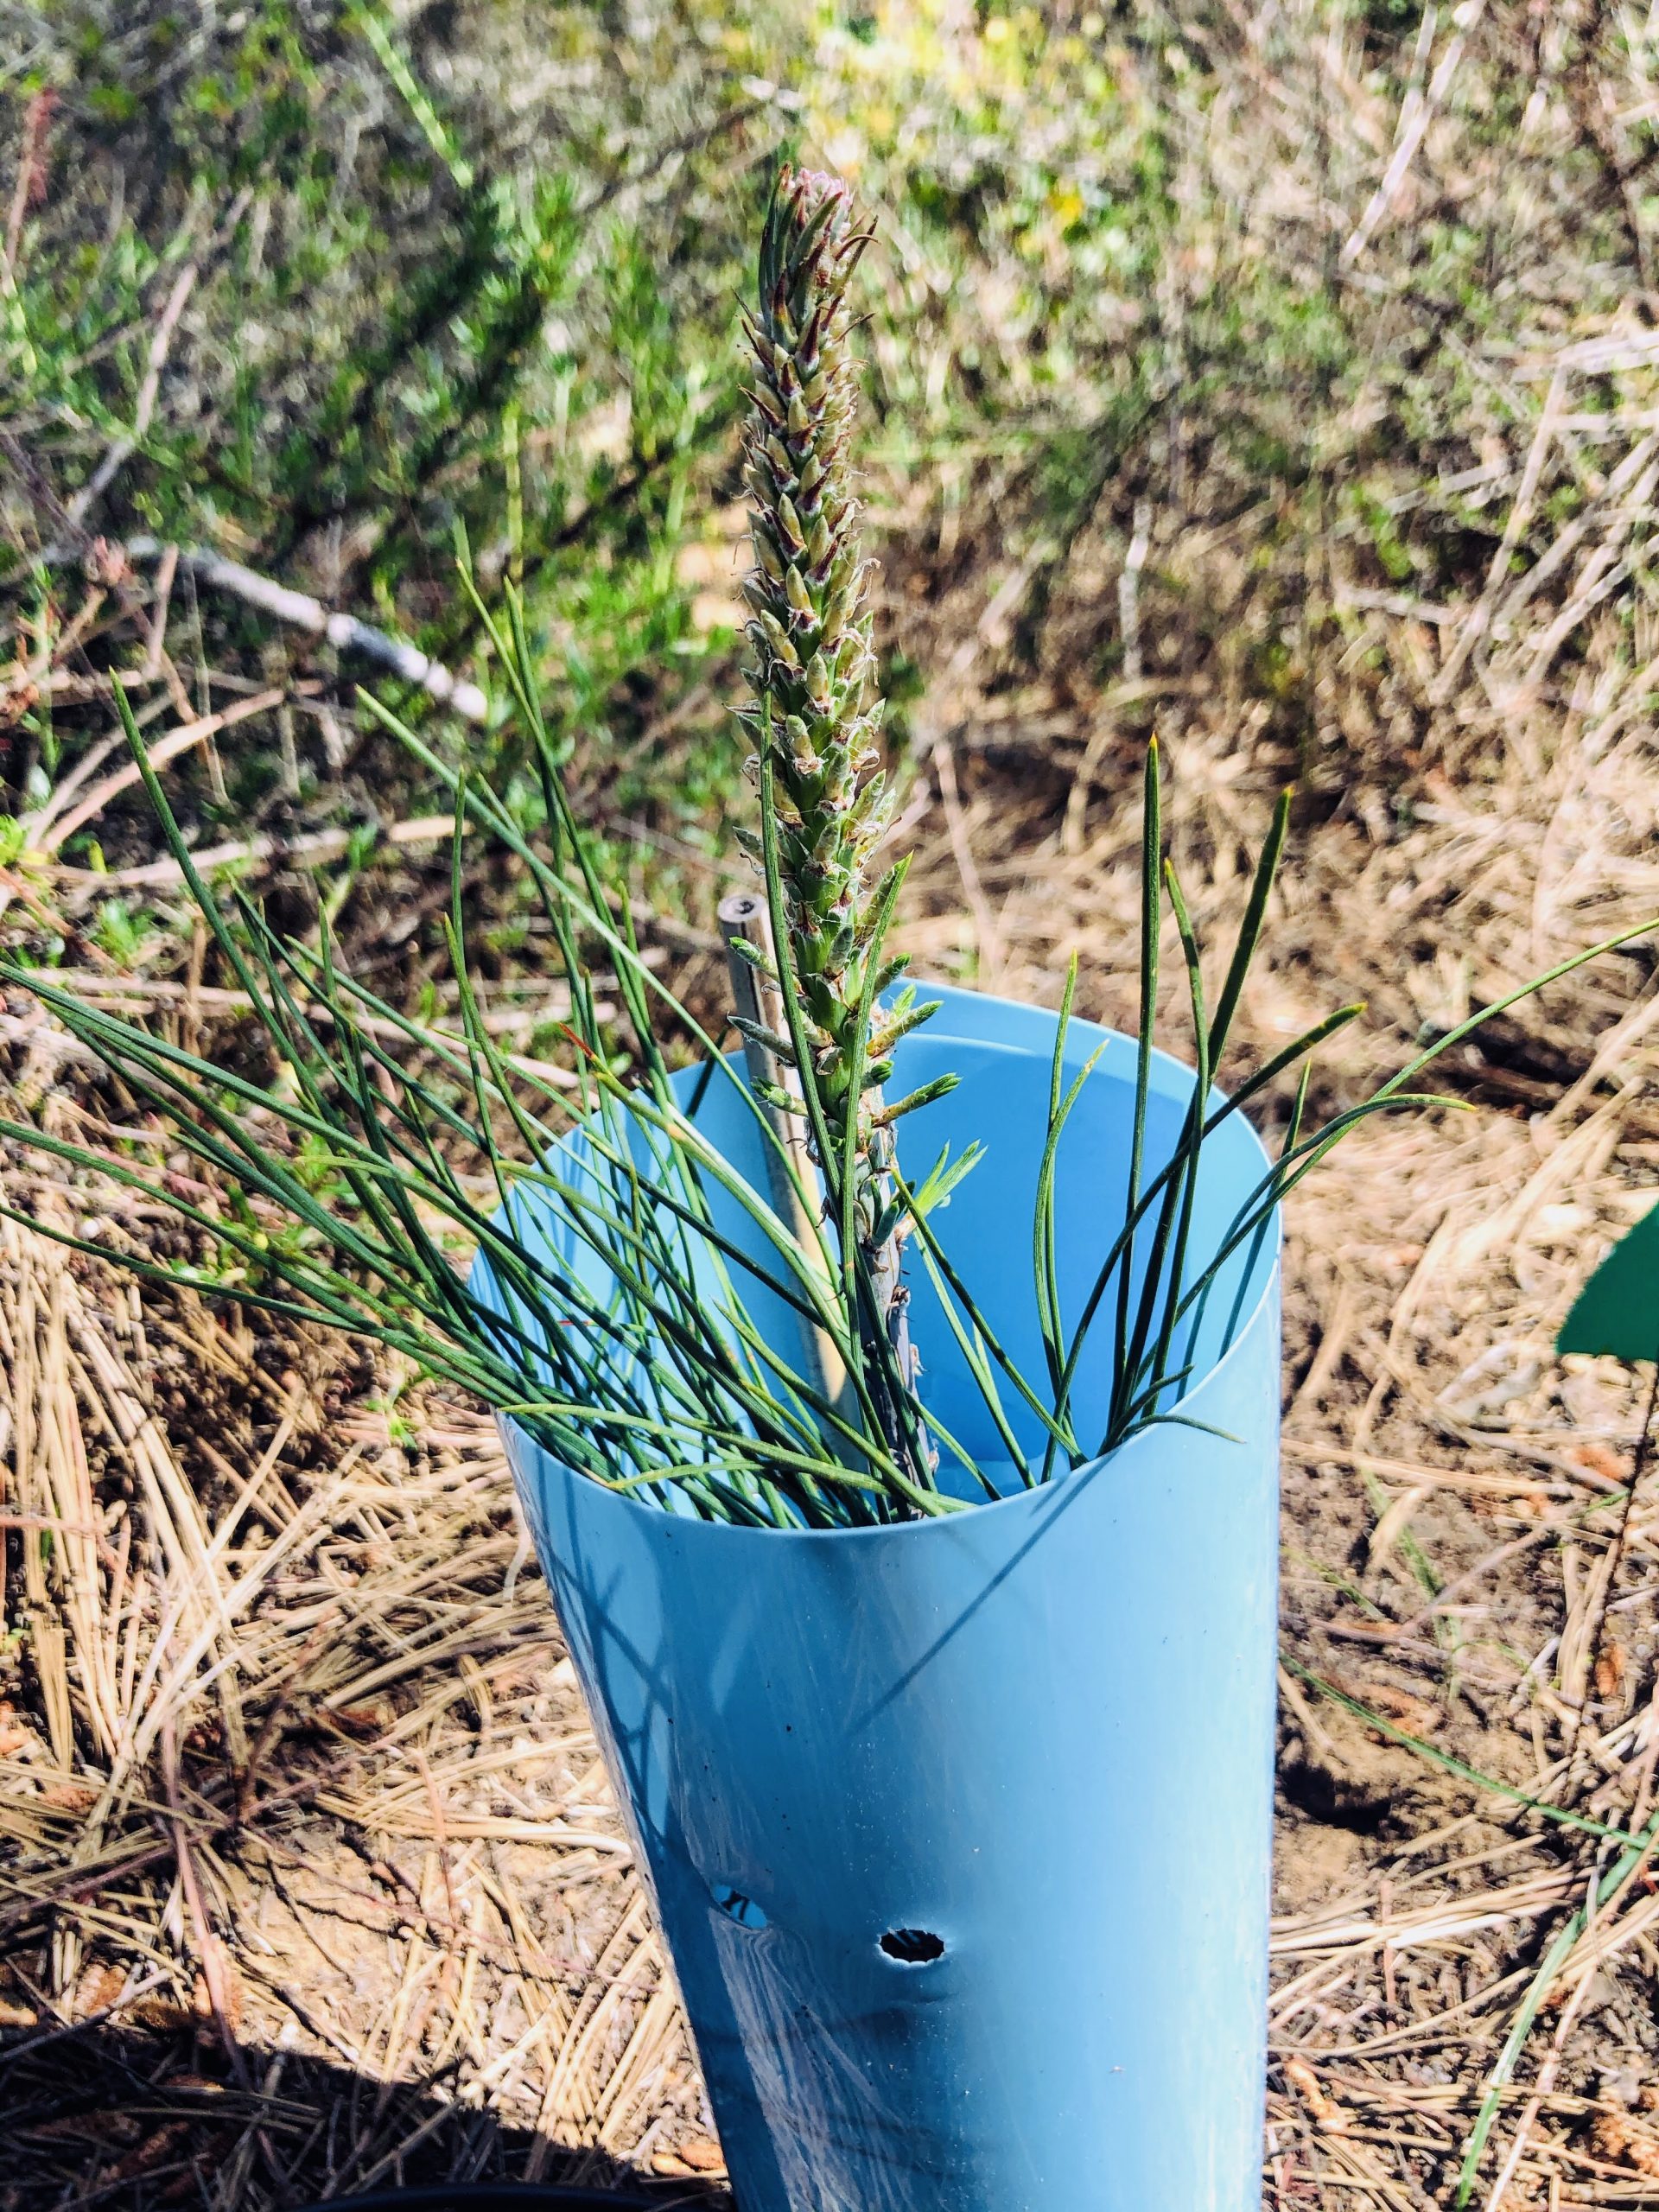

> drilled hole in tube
[710,1885,767,1931]
[880,1927,944,1964]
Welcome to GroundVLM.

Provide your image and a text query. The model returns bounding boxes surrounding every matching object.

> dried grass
[0,1223,721,2200]
[9,647,1659,2202]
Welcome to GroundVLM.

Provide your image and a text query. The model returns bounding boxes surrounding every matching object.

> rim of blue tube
[487,983,1283,1542]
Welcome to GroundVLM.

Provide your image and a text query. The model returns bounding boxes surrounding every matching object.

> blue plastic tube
[483,982,1281,2212]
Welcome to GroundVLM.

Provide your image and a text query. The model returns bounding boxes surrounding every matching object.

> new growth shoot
[732,167,949,1483]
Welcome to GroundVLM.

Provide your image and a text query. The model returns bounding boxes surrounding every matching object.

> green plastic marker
[1558,1203,1659,1362]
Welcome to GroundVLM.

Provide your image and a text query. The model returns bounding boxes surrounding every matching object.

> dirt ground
[7,614,1659,2212]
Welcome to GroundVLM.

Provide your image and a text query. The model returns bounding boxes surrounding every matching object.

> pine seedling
[6,166,1656,1540]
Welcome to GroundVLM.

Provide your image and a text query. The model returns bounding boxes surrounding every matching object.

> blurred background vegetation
[4,0,1658,996]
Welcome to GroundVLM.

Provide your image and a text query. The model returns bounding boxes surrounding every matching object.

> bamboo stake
[718,890,850,1421]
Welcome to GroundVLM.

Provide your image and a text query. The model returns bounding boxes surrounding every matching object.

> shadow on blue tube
[479,982,1282,2212]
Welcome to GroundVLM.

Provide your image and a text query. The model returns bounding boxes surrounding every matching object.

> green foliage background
[4,0,1656,920]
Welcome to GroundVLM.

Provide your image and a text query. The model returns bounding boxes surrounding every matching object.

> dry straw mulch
[0,1219,721,2202]
[6,643,1659,2212]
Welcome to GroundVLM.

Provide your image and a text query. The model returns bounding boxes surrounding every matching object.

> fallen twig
[29,538,490,723]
